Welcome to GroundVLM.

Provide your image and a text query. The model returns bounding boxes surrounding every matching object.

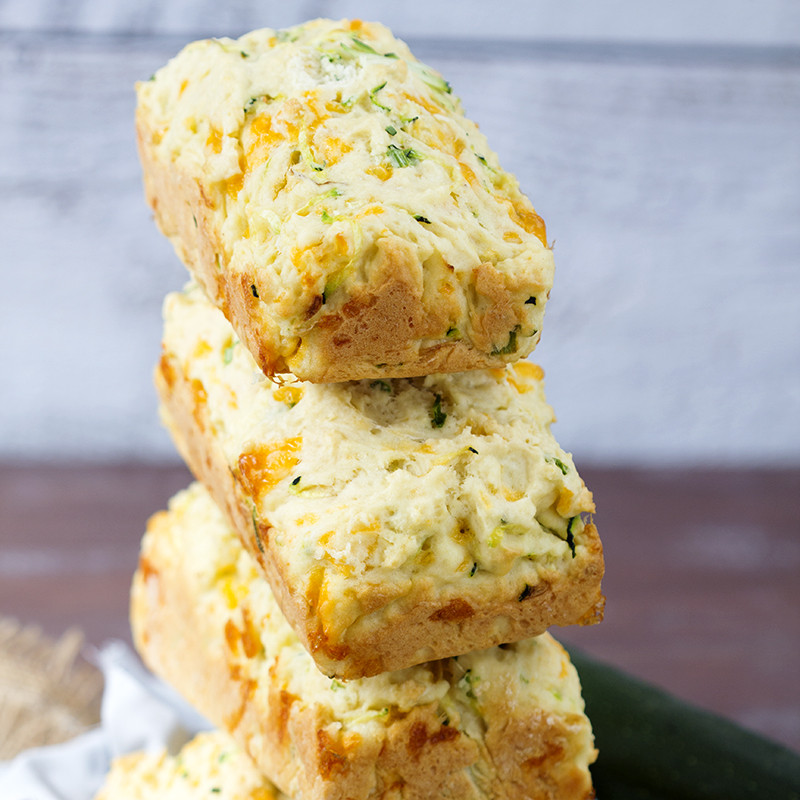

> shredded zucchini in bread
[131,484,597,800]
[137,19,554,382]
[155,287,604,678]
[95,731,284,799]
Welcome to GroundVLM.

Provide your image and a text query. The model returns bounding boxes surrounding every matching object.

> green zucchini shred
[491,325,520,355]
[370,82,392,113]
[546,456,569,475]
[251,507,265,553]
[566,516,578,558]
[387,144,420,168]
[518,584,534,601]
[430,393,447,428]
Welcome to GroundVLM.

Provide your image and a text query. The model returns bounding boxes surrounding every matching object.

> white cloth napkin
[0,641,211,800]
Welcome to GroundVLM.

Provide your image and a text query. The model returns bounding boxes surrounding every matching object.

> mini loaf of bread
[137,18,554,382]
[132,483,597,800]
[95,731,284,800]
[156,287,604,679]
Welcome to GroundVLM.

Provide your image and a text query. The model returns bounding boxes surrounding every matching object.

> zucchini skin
[567,648,800,800]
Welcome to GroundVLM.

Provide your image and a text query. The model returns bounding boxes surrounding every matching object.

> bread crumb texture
[137,19,554,380]
[95,730,284,799]
[160,287,600,663]
[131,484,597,799]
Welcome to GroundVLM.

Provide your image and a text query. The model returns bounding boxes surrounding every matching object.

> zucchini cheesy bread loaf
[136,19,554,383]
[155,287,604,679]
[95,731,285,800]
[131,484,598,800]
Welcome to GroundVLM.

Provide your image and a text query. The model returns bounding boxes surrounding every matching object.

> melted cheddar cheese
[138,19,554,369]
[161,287,596,642]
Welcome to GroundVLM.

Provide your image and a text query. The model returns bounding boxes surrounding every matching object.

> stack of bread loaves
[99,18,605,800]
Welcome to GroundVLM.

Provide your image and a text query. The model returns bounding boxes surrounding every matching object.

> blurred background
[1,0,799,464]
[0,0,798,755]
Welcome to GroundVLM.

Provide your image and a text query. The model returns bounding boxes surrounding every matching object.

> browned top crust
[131,483,598,800]
[155,288,604,679]
[136,19,554,382]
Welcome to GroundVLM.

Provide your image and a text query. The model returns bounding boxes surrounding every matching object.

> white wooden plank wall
[1,1,798,465]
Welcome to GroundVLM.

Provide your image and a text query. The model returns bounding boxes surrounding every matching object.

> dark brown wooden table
[1,463,798,753]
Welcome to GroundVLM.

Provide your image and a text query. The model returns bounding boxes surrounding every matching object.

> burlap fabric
[0,616,103,759]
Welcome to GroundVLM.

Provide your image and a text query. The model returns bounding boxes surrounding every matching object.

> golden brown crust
[138,115,282,378]
[468,262,522,354]
[154,355,310,650]
[131,545,301,793]
[155,353,604,680]
[137,113,542,383]
[482,710,596,800]
[130,498,596,800]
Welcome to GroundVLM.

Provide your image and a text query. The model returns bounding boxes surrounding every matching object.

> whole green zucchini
[567,648,800,800]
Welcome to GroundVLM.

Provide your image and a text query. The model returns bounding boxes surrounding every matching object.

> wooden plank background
[0,2,799,464]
